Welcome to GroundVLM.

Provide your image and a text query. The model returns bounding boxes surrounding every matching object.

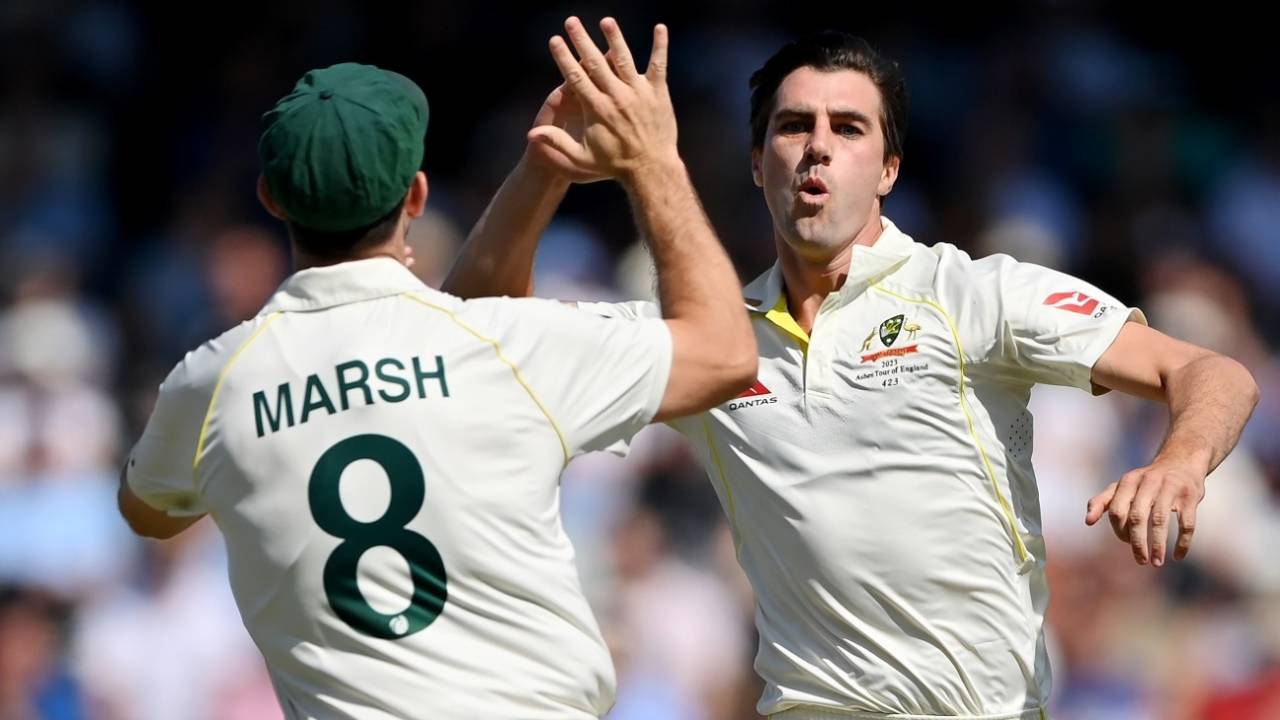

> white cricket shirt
[128,257,673,719]
[585,218,1143,720]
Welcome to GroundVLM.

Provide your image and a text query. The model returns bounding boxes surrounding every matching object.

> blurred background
[1,1,1278,718]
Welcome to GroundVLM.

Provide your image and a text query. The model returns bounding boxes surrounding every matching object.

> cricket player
[117,21,757,720]
[445,26,1261,719]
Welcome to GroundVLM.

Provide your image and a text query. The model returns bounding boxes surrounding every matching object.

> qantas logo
[728,380,778,411]
[1043,291,1099,315]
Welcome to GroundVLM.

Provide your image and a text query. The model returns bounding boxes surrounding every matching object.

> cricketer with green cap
[259,62,428,235]
[117,16,760,719]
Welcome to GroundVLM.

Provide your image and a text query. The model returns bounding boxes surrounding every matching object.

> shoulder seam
[192,312,284,480]
[400,293,571,466]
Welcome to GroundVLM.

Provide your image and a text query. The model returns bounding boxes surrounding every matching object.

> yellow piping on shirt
[402,293,571,466]
[870,285,1029,565]
[701,416,743,561]
[763,295,810,352]
[193,312,283,479]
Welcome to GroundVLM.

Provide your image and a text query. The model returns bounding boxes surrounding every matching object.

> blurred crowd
[1,2,1278,719]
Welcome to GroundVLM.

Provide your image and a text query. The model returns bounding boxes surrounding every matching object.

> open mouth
[798,177,829,196]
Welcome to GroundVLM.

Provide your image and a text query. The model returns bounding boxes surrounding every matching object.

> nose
[804,126,832,165]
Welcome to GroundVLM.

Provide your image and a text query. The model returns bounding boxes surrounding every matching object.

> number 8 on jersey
[308,434,448,639]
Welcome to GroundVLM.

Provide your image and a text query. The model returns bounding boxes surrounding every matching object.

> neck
[292,225,407,272]
[776,215,884,334]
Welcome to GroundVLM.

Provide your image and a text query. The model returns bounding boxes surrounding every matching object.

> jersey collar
[262,257,428,313]
[741,216,917,315]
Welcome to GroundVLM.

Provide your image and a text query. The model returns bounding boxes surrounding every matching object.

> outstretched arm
[1085,322,1259,566]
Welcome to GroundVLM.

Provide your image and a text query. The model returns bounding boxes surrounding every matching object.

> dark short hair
[286,196,406,258]
[749,31,908,162]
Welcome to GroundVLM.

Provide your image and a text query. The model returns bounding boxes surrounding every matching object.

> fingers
[548,34,604,107]
[551,18,667,90]
[1094,462,1207,568]
[544,84,566,110]
[527,125,590,167]
[531,85,561,128]
[557,83,583,115]
[1107,471,1142,544]
[1085,482,1117,525]
[645,23,668,83]
[540,16,677,179]
[1125,473,1163,565]
[1173,493,1199,561]
[562,17,625,95]
[599,18,640,83]
[537,84,583,126]
[1149,482,1179,566]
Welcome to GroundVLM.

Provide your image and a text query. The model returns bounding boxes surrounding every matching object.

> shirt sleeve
[126,355,214,516]
[982,256,1147,392]
[575,299,663,321]
[468,297,673,457]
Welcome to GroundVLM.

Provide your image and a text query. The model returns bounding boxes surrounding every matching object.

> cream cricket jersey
[584,218,1144,720]
[127,258,672,720]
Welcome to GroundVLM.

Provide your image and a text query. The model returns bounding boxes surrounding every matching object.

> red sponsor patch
[861,344,919,363]
[736,380,772,398]
[1043,291,1099,315]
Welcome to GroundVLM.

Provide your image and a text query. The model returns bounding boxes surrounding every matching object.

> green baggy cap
[259,62,428,233]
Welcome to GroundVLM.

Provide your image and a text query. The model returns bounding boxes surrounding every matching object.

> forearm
[622,154,756,418]
[1155,354,1259,475]
[442,154,568,299]
[623,156,742,328]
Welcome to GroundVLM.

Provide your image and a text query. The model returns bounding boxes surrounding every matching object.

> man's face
[753,67,899,261]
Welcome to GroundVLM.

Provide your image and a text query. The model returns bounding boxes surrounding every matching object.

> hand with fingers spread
[1085,457,1207,567]
[531,16,676,182]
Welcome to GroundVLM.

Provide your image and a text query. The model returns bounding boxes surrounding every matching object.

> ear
[751,147,764,188]
[877,155,901,197]
[404,171,428,219]
[257,175,288,221]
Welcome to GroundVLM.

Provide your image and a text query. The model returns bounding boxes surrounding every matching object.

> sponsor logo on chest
[726,379,779,411]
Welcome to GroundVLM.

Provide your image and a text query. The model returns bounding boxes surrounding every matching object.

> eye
[837,124,863,137]
[779,120,806,133]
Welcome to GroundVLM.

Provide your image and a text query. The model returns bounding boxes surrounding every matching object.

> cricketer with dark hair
[446,27,1259,719]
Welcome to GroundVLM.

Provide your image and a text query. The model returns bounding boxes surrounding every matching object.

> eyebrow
[774,106,874,126]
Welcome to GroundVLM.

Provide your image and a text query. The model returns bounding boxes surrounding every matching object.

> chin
[783,227,846,257]
[792,221,836,245]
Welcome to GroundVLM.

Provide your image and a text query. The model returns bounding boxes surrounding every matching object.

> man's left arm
[118,354,215,540]
[1085,323,1259,566]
